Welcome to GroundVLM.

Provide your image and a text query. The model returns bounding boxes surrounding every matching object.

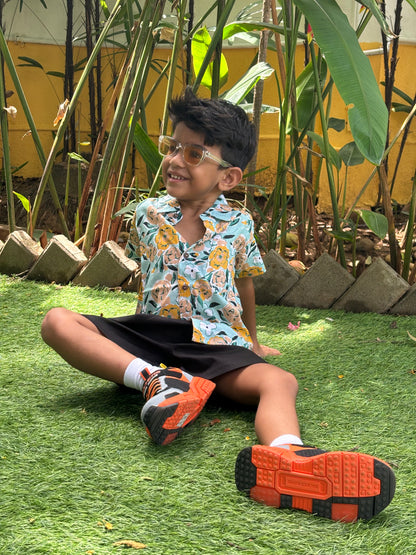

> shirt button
[183,253,190,259]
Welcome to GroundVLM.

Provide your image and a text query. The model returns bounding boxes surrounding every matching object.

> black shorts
[83,313,265,380]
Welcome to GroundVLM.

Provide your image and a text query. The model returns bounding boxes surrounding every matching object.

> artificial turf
[1,274,416,554]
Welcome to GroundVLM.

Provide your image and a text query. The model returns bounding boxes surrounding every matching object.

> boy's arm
[235,276,281,357]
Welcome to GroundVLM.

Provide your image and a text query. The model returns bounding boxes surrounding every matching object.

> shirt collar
[157,194,237,222]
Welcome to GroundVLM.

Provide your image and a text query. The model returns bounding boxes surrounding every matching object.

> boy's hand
[253,342,281,357]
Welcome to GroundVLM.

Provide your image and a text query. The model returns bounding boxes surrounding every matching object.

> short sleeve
[234,214,265,278]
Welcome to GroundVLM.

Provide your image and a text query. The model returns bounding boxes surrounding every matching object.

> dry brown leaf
[113,540,147,549]
[53,98,69,126]
[407,330,416,342]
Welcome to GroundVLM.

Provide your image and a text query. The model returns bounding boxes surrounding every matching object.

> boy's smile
[162,123,241,208]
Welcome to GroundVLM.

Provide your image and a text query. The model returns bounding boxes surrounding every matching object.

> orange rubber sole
[235,445,395,522]
[141,376,215,445]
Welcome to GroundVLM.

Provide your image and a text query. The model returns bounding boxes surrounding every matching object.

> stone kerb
[280,252,355,309]
[0,230,43,275]
[332,257,409,313]
[253,250,300,305]
[72,241,138,288]
[0,230,414,315]
[391,284,416,315]
[27,234,87,284]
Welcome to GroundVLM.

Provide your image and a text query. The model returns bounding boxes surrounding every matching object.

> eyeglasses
[158,135,232,168]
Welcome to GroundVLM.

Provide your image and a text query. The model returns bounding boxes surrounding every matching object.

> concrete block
[389,283,416,315]
[0,230,42,275]
[27,234,87,284]
[253,249,300,305]
[281,252,355,309]
[332,257,409,313]
[73,240,138,288]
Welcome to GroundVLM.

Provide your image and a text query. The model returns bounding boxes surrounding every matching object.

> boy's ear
[219,166,243,192]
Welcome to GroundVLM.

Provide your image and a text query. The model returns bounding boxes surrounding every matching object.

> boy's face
[161,123,237,205]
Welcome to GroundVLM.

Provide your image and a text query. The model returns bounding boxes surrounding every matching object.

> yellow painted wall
[2,39,416,212]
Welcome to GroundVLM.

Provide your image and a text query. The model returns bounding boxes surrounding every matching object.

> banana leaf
[221,62,274,105]
[293,0,388,165]
[191,27,229,90]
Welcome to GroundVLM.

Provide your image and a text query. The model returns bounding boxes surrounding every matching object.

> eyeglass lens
[159,137,204,166]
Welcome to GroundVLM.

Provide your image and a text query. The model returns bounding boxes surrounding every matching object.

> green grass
[1,274,416,554]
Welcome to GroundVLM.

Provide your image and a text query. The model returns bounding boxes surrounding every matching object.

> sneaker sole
[141,377,216,445]
[235,445,395,522]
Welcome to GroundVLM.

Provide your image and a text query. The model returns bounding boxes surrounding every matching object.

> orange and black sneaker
[140,367,215,446]
[235,444,395,522]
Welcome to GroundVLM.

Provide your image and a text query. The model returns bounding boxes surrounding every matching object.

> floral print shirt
[125,194,265,349]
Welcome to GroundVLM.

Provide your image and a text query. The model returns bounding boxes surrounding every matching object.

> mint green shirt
[125,194,265,349]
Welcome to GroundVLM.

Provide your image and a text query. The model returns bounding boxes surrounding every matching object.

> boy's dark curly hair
[168,87,256,170]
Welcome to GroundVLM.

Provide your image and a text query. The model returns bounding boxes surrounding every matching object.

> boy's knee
[265,365,298,394]
[41,307,68,342]
[285,370,299,394]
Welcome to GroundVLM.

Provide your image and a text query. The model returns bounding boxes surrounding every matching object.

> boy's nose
[169,147,186,166]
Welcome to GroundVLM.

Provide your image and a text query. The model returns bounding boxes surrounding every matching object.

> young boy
[41,88,395,523]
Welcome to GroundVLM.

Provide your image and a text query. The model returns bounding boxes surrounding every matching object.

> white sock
[269,434,304,449]
[123,358,160,391]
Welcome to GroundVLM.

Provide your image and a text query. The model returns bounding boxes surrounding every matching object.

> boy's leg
[41,307,135,383]
[214,362,300,445]
[41,307,215,444]
[215,363,395,522]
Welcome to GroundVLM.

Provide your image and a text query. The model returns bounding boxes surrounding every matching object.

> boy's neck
[176,195,221,218]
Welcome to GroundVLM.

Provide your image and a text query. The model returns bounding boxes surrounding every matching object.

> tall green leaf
[221,62,274,105]
[295,60,327,131]
[191,27,229,90]
[133,123,162,176]
[293,0,388,165]
[307,130,342,170]
[359,0,391,35]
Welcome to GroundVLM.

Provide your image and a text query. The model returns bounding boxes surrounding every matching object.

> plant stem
[309,41,346,267]
[0,49,15,232]
[30,1,122,236]
[192,0,236,93]
[0,24,69,236]
[83,0,165,256]
[401,170,416,281]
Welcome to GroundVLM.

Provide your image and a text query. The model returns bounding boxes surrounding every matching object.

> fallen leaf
[104,521,113,531]
[223,427,231,432]
[338,374,344,379]
[209,418,221,426]
[287,321,300,331]
[407,331,416,342]
[288,260,306,274]
[113,540,147,549]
